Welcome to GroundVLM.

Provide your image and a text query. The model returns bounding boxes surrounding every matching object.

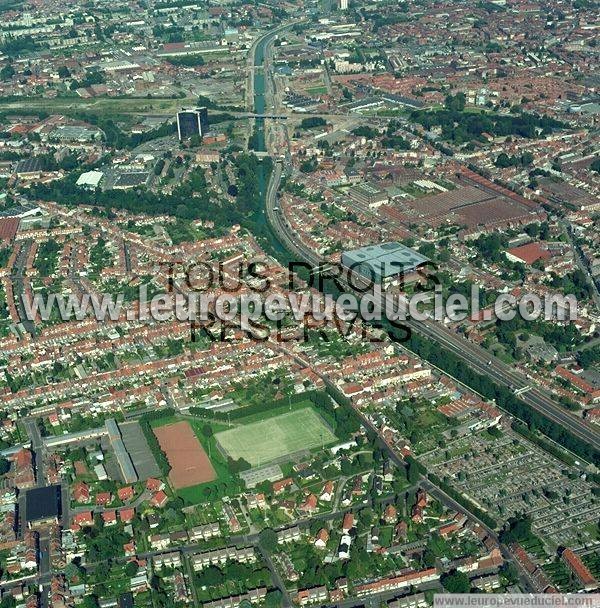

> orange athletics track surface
[153,421,216,489]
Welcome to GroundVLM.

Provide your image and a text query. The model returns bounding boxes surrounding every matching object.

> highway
[249,18,598,458]
[264,161,600,455]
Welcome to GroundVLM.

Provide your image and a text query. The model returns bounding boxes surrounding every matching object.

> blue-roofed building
[341,242,430,286]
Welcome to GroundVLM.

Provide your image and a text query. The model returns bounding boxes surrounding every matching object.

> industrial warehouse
[341,242,430,286]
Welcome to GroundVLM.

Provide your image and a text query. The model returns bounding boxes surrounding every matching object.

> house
[342,512,354,533]
[123,542,136,557]
[153,551,181,569]
[96,492,112,506]
[296,586,328,606]
[370,526,379,543]
[395,521,408,541]
[170,530,188,544]
[439,522,460,539]
[150,491,168,508]
[72,511,93,528]
[561,548,598,591]
[383,504,397,524]
[354,567,439,597]
[130,572,149,593]
[319,481,334,502]
[382,460,394,482]
[102,510,117,526]
[72,482,90,503]
[338,534,352,560]
[472,574,501,591]
[388,592,429,608]
[146,478,165,493]
[272,477,293,494]
[119,508,136,523]
[246,493,267,509]
[149,534,171,550]
[118,486,135,502]
[314,528,329,549]
[299,493,318,514]
[412,489,427,523]
[190,522,220,541]
[411,504,424,524]
[146,513,161,528]
[277,526,301,544]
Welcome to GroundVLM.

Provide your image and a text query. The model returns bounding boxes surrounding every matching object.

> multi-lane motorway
[252,19,599,457]
[265,160,600,455]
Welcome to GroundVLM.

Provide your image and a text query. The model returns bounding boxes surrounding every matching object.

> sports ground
[215,407,337,467]
[154,421,217,489]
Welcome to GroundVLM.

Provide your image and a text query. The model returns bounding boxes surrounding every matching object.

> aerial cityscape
[0,0,598,607]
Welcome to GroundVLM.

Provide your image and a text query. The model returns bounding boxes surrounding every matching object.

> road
[253,17,599,458]
[22,418,53,607]
[559,218,600,312]
[421,480,533,593]
[265,159,599,454]
[24,418,46,485]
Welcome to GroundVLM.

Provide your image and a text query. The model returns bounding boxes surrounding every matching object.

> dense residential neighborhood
[0,0,598,606]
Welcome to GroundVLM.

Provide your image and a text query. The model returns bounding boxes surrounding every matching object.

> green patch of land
[215,406,337,467]
[0,96,195,117]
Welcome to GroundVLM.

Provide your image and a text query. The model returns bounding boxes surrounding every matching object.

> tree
[445,92,466,112]
[201,424,213,437]
[407,460,421,484]
[58,66,71,79]
[0,457,10,475]
[358,507,374,526]
[441,570,471,593]
[495,152,512,168]
[309,519,323,536]
[265,590,282,608]
[227,456,251,474]
[124,561,139,577]
[299,117,326,129]
[198,565,223,586]
[499,515,534,544]
[81,595,100,608]
[0,64,15,81]
[258,528,278,553]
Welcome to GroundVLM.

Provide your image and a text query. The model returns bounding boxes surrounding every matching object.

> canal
[250,31,291,261]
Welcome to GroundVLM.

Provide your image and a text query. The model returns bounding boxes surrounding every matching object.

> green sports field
[215,407,337,466]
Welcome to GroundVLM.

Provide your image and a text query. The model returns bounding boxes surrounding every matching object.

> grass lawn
[215,406,337,467]
[0,96,194,117]
[231,398,317,425]
[306,86,327,95]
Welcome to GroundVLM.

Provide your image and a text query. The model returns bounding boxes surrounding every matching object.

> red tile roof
[562,549,597,589]
[507,242,551,265]
[0,218,19,244]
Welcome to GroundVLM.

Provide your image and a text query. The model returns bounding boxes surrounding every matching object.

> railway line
[265,161,600,456]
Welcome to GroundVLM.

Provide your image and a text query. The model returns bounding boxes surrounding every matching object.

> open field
[0,96,196,116]
[215,407,337,467]
[154,421,216,489]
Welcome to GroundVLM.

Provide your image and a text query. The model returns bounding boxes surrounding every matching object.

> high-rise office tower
[176,107,209,140]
